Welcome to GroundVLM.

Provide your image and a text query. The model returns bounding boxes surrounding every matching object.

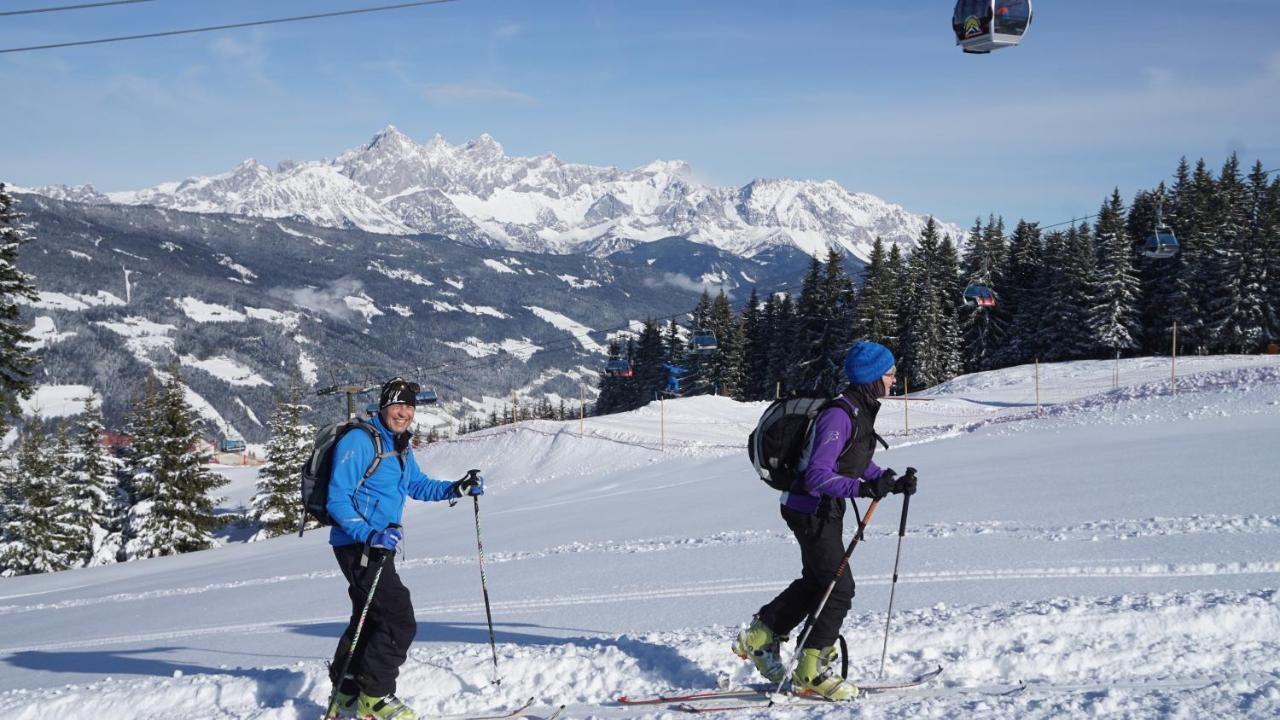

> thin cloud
[422,83,535,106]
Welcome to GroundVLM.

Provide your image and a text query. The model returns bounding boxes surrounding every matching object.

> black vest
[816,393,884,520]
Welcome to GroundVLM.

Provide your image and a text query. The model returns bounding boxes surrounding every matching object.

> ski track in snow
[2,589,1276,718]
[3,513,1278,619]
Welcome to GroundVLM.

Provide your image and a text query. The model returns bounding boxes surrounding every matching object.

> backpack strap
[827,396,889,452]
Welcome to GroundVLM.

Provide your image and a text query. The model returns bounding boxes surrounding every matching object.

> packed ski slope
[0,356,1278,719]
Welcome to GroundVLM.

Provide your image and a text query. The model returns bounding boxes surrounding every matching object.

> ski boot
[731,616,787,683]
[356,692,418,720]
[793,645,859,701]
[324,687,359,719]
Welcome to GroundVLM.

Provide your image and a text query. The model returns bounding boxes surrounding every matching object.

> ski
[428,696,536,720]
[620,664,943,708]
[671,665,945,713]
[457,696,537,719]
[617,687,763,705]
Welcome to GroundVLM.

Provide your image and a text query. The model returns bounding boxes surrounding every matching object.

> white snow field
[0,356,1278,719]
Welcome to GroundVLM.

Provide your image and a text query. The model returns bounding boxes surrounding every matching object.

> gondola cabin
[691,331,719,353]
[963,284,998,308]
[1141,226,1180,260]
[953,0,1032,53]
[219,438,246,453]
[415,389,439,405]
[605,359,634,378]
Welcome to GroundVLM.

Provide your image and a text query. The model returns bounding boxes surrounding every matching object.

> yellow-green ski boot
[731,616,787,683]
[792,645,859,701]
[356,692,418,720]
[323,687,358,719]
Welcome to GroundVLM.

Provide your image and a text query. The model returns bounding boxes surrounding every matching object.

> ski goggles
[379,378,421,408]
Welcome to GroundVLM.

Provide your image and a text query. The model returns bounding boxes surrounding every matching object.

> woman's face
[881,367,897,395]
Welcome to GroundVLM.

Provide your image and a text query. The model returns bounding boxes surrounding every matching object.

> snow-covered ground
[0,355,1278,719]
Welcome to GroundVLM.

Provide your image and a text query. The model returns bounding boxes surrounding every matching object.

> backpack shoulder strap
[349,420,385,480]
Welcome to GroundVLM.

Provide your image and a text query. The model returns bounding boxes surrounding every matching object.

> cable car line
[0,0,155,17]
[0,0,457,54]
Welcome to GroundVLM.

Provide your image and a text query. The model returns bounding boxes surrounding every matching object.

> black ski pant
[330,543,417,697]
[756,505,854,650]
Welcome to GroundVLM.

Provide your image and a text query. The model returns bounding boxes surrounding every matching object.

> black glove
[859,469,896,499]
[451,470,484,498]
[893,467,918,496]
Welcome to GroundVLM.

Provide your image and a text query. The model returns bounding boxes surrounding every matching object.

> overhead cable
[0,0,456,54]
[0,0,155,17]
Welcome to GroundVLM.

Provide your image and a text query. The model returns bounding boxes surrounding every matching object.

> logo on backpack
[298,419,384,536]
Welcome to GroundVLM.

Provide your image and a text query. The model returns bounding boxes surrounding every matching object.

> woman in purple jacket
[732,341,917,700]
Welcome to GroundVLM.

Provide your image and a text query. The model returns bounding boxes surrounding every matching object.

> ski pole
[468,470,501,686]
[878,469,915,678]
[326,524,398,719]
[772,498,880,701]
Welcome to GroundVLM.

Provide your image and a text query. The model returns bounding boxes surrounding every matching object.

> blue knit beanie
[844,341,895,385]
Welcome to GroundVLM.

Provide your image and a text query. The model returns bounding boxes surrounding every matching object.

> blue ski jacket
[326,413,457,547]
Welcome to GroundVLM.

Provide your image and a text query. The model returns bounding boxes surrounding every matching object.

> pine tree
[995,220,1045,366]
[899,218,962,389]
[0,184,41,423]
[1088,189,1142,356]
[1039,224,1096,360]
[1205,155,1263,352]
[790,251,855,395]
[595,339,627,414]
[767,293,796,398]
[123,367,228,559]
[705,291,744,396]
[71,395,124,566]
[0,420,75,575]
[1178,159,1219,354]
[251,377,313,539]
[738,288,769,400]
[856,237,900,354]
[631,319,667,405]
[960,216,1011,371]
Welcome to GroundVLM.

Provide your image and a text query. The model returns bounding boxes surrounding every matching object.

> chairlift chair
[962,284,998,308]
[605,359,634,378]
[953,0,1032,54]
[690,331,719,353]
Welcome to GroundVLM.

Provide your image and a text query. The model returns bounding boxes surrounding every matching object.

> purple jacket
[781,398,884,513]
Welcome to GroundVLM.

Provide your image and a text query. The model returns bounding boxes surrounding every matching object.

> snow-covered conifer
[0,184,40,423]
[123,367,228,559]
[250,378,313,539]
[1088,190,1142,356]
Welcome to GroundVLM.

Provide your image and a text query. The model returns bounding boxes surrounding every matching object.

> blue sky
[3,0,1278,229]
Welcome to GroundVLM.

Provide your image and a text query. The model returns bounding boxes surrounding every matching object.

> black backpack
[748,397,854,492]
[297,418,397,536]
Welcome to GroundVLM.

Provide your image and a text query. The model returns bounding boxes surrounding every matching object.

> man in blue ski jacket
[733,341,918,700]
[326,377,484,720]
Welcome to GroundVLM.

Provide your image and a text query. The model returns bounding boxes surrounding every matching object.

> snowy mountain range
[24,126,958,259]
[12,194,813,441]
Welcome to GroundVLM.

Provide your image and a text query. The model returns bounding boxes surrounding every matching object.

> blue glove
[452,472,484,497]
[369,527,402,551]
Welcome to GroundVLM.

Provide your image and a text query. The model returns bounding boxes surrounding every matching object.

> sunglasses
[386,379,421,394]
